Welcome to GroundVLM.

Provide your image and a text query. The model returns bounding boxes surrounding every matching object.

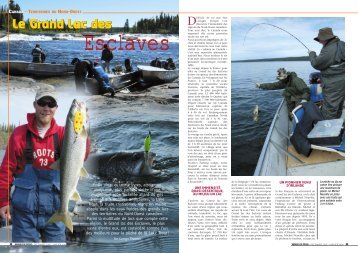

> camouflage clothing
[260,72,310,112]
[309,38,345,119]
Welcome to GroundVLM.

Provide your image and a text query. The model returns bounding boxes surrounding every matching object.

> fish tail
[48,212,73,233]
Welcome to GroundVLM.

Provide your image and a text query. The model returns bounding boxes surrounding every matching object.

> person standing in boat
[93,61,115,97]
[308,27,345,119]
[72,58,94,93]
[101,44,113,73]
[31,44,46,63]
[256,68,310,114]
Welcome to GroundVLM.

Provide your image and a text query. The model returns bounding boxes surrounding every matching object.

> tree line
[0,0,23,30]
[0,123,17,149]
[132,13,179,34]
[1,1,179,34]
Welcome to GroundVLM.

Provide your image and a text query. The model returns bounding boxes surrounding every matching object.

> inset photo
[231,17,345,176]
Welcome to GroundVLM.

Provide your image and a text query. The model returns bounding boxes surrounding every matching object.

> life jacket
[32,47,42,63]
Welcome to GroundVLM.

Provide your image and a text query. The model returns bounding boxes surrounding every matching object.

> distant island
[232,56,309,63]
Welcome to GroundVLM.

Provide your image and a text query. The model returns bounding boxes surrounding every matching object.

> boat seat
[309,83,324,103]
[291,104,345,155]
[291,104,304,134]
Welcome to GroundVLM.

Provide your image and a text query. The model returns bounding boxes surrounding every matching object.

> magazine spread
[0,0,357,252]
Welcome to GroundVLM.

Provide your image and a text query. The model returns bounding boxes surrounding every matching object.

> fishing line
[243,23,309,51]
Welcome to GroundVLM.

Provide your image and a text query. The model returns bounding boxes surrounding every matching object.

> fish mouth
[71,99,86,112]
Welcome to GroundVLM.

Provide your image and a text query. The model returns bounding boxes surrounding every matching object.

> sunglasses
[36,99,57,108]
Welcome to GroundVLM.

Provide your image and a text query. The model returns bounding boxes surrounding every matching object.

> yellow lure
[74,111,84,134]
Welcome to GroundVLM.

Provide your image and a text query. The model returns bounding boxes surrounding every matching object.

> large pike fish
[48,99,88,233]
[253,104,260,122]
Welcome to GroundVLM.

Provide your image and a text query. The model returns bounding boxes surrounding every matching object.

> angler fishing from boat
[231,17,345,176]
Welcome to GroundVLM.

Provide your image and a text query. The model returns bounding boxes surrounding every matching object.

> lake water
[231,61,316,176]
[0,36,179,68]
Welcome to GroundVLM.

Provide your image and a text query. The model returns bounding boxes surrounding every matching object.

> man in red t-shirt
[0,85,90,242]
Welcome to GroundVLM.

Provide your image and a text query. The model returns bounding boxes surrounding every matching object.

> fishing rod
[243,23,309,51]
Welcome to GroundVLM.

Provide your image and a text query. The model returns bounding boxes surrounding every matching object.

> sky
[232,17,345,61]
[2,0,178,27]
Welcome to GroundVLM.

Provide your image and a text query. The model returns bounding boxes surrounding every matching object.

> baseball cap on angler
[35,85,58,104]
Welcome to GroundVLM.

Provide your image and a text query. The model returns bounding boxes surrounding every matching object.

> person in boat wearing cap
[31,44,46,63]
[93,61,115,97]
[101,44,114,73]
[0,85,91,242]
[72,58,94,93]
[256,68,310,114]
[308,27,345,119]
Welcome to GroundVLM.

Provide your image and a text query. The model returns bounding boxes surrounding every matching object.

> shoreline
[0,30,7,39]
[0,73,179,124]
[0,30,180,43]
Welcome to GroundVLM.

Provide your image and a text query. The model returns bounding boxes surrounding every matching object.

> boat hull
[85,70,141,95]
[137,65,179,83]
[0,61,74,77]
[254,100,289,176]
[254,99,345,176]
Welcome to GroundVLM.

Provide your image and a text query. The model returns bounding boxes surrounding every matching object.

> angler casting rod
[243,23,309,51]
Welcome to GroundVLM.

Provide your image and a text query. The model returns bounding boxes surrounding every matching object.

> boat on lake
[254,99,345,176]
[0,60,75,77]
[85,70,142,95]
[137,65,179,83]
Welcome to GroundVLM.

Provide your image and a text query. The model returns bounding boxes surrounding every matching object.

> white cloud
[232,17,345,60]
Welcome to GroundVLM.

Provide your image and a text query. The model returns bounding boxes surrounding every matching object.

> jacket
[260,72,310,103]
[32,47,44,63]
[309,38,345,77]
[0,113,90,208]
[74,59,94,80]
[101,48,113,62]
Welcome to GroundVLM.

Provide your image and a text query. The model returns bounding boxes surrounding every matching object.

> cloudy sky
[232,17,345,61]
[4,0,178,27]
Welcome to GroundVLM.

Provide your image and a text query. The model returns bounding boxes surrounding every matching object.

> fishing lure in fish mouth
[74,111,84,134]
[144,131,152,153]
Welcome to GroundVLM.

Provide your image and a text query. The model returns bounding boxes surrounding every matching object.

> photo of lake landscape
[231,17,345,176]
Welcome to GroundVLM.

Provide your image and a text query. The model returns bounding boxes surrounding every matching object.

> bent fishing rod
[243,23,309,51]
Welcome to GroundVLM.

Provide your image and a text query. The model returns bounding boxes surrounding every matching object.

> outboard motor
[124,58,133,72]
[309,72,324,102]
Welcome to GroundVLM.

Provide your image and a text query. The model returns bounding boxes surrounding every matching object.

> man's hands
[0,205,11,221]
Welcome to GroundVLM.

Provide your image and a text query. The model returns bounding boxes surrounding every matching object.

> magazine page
[180,0,358,252]
[0,0,179,252]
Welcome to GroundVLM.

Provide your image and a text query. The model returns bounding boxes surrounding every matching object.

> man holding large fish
[0,85,90,242]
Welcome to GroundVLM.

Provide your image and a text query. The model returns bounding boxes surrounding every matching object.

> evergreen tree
[9,0,23,22]
[133,12,179,34]
[0,4,8,29]
[124,19,129,33]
